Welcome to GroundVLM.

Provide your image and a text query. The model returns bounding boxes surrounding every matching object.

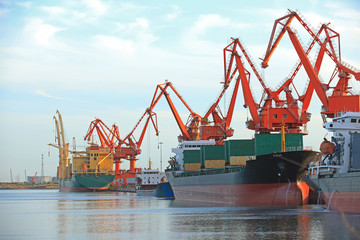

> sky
[0,0,359,182]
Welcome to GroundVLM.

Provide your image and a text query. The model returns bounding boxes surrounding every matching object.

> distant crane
[31,172,37,184]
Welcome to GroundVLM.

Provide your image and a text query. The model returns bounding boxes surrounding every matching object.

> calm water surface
[0,190,359,240]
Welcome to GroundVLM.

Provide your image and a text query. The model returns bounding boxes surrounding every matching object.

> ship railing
[308,165,341,176]
[303,146,314,151]
[283,145,314,152]
[285,146,303,152]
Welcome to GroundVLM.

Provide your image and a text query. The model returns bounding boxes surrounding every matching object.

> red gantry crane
[150,81,202,142]
[119,109,159,173]
[223,37,313,134]
[84,111,159,180]
[261,9,360,120]
[199,42,241,144]
[83,81,201,183]
[84,118,123,174]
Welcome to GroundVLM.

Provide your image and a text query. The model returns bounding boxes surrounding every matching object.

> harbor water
[0,190,360,240]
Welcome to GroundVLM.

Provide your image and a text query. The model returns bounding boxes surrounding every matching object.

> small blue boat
[155,182,174,199]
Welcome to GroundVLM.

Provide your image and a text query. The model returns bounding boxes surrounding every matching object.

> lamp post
[159,142,163,172]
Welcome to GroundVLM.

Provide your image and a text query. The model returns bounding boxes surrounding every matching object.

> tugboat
[306,112,360,213]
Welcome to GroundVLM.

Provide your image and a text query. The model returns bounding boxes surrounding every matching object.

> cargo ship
[166,133,318,206]
[51,111,115,192]
[58,143,115,192]
[306,112,360,213]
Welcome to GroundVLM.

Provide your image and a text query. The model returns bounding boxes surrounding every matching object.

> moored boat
[306,112,360,213]
[166,134,318,206]
[155,181,175,199]
[51,111,115,192]
[58,143,115,192]
[135,168,166,196]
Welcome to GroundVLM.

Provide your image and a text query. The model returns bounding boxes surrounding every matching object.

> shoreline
[0,182,58,190]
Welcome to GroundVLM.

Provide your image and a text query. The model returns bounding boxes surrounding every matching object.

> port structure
[262,9,360,121]
[51,110,72,180]
[82,73,243,180]
[149,81,203,142]
[83,10,360,178]
[222,36,314,134]
[84,111,159,182]
[84,118,123,173]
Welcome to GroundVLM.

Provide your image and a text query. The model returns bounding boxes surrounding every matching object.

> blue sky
[1,0,359,182]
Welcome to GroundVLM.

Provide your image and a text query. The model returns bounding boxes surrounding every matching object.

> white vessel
[306,112,360,213]
[136,169,166,196]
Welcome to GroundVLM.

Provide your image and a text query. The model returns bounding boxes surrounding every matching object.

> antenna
[148,124,151,169]
[72,137,76,152]
[41,154,44,184]
[10,169,13,183]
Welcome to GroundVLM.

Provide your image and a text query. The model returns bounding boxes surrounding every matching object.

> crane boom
[262,10,360,119]
[150,81,201,141]
[262,12,296,68]
[286,26,329,108]
[234,53,260,128]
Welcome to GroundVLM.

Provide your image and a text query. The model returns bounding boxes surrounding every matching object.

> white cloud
[39,6,87,24]
[114,18,158,45]
[166,5,181,21]
[183,14,250,55]
[191,13,250,36]
[15,1,32,8]
[94,35,135,57]
[189,14,231,36]
[36,89,65,100]
[255,8,287,19]
[83,0,108,17]
[23,18,65,47]
[40,6,67,16]
[116,18,150,32]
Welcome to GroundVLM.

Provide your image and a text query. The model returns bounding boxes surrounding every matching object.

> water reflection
[55,192,172,238]
[0,190,359,239]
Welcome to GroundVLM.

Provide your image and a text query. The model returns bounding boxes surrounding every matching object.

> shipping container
[201,145,225,160]
[255,133,303,156]
[200,145,225,168]
[184,163,201,171]
[224,139,255,165]
[205,160,225,169]
[183,150,201,164]
[225,139,255,156]
[229,156,247,166]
